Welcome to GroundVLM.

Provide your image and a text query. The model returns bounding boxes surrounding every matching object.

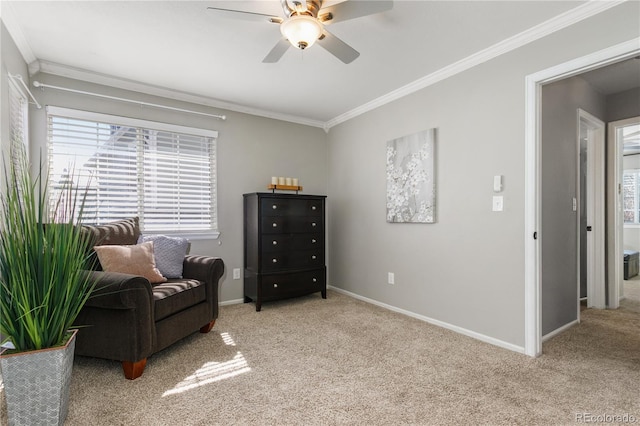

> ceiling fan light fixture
[280,15,323,50]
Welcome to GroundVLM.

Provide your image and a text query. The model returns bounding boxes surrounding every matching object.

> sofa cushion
[137,234,190,279]
[152,279,206,321]
[94,242,167,284]
[83,217,141,270]
[84,217,141,246]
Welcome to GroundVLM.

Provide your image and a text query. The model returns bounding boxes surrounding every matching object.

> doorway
[524,39,640,357]
[608,116,640,309]
[578,109,605,311]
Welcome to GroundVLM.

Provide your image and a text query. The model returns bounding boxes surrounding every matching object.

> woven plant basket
[0,329,78,426]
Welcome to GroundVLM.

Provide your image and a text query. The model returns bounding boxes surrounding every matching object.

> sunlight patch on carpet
[221,332,236,346]
[163,352,250,396]
[162,331,250,396]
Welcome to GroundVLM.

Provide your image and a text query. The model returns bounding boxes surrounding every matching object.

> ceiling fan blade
[316,30,360,64]
[206,7,283,24]
[263,38,291,63]
[319,1,393,24]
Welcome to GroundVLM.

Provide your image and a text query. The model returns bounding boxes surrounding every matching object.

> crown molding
[1,2,37,64]
[34,60,326,129]
[3,0,628,131]
[2,0,322,127]
[324,0,627,130]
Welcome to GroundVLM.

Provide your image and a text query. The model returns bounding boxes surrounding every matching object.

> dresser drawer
[261,269,325,299]
[261,216,323,234]
[261,250,324,272]
[261,198,323,217]
[262,233,323,253]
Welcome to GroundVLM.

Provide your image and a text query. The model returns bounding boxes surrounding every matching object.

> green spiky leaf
[1,146,97,352]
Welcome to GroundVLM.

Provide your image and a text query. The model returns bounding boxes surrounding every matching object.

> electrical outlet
[492,196,504,212]
[388,272,395,285]
[233,268,241,280]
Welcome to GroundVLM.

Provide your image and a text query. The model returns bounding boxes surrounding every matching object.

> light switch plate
[492,196,504,212]
[233,268,241,280]
[493,175,503,192]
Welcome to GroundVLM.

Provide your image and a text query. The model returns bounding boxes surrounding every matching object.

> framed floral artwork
[386,128,436,223]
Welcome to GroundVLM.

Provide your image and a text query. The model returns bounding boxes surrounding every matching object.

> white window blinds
[623,169,640,224]
[46,106,218,235]
[8,77,29,168]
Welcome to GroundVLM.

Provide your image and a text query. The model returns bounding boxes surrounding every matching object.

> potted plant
[0,148,96,426]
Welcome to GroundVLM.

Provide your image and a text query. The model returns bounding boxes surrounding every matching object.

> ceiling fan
[207,0,393,64]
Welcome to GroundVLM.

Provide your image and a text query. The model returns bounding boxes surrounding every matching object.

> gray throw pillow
[137,234,189,279]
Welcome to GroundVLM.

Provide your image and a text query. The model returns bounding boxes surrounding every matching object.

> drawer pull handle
[272,223,277,228]
[311,255,317,260]
[272,240,278,245]
[272,258,278,263]
[311,222,316,227]
[312,206,317,210]
[311,239,316,243]
[272,205,277,209]
[312,278,317,283]
[273,283,278,288]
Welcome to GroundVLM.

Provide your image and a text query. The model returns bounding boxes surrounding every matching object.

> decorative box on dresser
[243,192,327,311]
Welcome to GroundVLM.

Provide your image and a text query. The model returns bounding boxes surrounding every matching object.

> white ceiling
[3,0,621,127]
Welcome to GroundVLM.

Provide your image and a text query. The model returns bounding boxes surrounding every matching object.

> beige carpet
[621,276,640,313]
[1,290,639,425]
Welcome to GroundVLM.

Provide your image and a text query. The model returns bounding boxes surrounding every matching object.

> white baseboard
[542,319,579,342]
[220,298,245,306]
[328,286,525,354]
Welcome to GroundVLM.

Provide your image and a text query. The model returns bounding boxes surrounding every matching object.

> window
[8,76,29,168]
[47,107,218,236]
[623,169,640,225]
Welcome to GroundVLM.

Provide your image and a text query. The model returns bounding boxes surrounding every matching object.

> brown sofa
[73,218,225,379]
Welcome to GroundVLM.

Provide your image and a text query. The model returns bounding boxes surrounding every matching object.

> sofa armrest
[74,270,156,363]
[182,256,225,319]
[82,270,153,310]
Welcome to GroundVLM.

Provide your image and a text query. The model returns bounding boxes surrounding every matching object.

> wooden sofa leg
[200,320,216,333]
[122,359,147,380]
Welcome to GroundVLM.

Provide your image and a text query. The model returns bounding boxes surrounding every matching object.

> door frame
[577,109,606,311]
[607,116,640,309]
[524,38,640,357]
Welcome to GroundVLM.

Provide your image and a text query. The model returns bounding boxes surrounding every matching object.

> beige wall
[326,2,640,349]
[27,73,328,304]
[607,87,640,122]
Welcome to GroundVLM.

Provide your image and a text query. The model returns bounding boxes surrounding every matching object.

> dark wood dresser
[243,192,327,311]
